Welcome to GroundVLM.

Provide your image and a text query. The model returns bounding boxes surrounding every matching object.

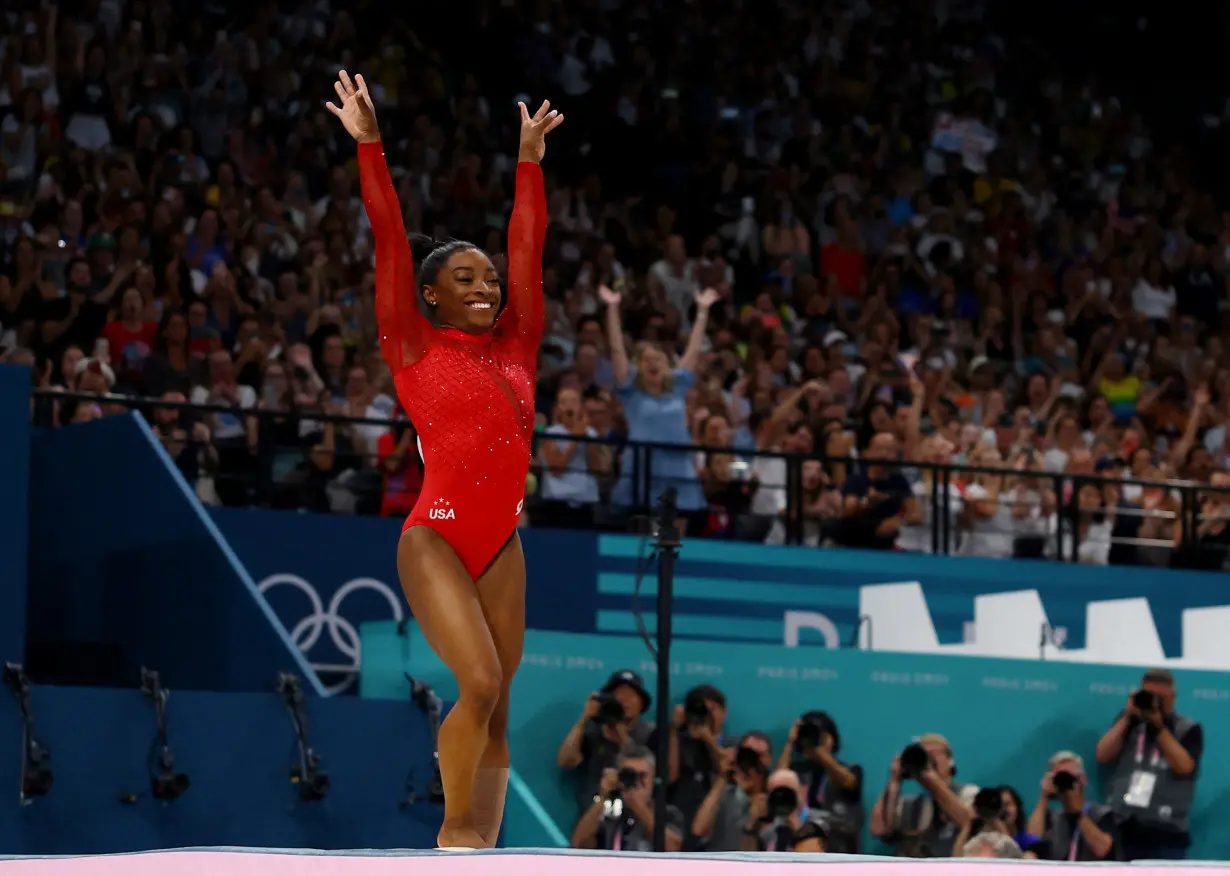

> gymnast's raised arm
[327,69,430,372]
[499,100,564,354]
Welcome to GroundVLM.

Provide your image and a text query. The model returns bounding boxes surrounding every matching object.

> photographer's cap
[602,670,651,710]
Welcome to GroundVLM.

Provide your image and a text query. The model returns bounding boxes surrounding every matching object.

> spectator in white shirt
[648,235,699,315]
[1131,259,1176,323]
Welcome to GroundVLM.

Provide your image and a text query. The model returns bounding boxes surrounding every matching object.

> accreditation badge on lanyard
[1122,726,1162,809]
[1069,805,1092,861]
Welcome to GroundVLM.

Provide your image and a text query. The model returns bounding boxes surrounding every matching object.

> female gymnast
[326,70,562,850]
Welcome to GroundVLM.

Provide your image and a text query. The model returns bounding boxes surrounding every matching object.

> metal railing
[30,389,1230,571]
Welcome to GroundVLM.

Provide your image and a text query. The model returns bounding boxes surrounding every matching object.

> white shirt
[1047,517,1112,565]
[540,424,600,505]
[1131,279,1176,321]
[750,454,787,517]
[648,259,698,314]
[556,54,590,96]
[354,393,395,453]
[898,479,962,553]
[189,384,257,441]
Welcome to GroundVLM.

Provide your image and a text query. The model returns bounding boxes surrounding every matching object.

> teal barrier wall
[361,621,1230,858]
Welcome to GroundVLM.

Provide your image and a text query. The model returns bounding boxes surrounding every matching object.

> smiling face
[424,248,501,333]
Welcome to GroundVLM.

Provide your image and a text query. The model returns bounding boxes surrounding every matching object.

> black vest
[894,782,974,858]
[1107,715,1198,835]
[1044,803,1118,861]
[797,763,864,853]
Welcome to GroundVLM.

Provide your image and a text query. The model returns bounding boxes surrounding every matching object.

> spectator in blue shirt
[601,283,718,529]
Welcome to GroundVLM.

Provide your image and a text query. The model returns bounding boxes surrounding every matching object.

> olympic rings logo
[257,573,405,696]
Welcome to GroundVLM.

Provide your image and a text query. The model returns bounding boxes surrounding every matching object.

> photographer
[570,746,683,852]
[777,711,864,853]
[744,769,826,853]
[1025,752,1118,861]
[953,786,1037,858]
[670,684,728,847]
[557,670,656,819]
[870,733,976,857]
[1094,669,1202,860]
[691,732,772,851]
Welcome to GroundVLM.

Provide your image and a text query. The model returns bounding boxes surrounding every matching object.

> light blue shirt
[612,367,704,510]
[540,424,600,505]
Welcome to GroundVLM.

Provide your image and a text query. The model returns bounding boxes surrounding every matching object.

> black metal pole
[652,488,680,854]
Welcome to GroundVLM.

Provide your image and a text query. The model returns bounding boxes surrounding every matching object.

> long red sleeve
[499,161,547,359]
[358,141,429,372]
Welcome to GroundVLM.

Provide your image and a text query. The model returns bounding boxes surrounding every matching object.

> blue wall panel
[0,365,31,665]
[210,509,1230,679]
[26,414,318,693]
[0,685,441,854]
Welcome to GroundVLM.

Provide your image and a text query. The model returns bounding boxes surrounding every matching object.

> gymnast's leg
[396,526,501,849]
[471,533,527,847]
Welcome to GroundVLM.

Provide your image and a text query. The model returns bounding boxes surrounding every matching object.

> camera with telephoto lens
[793,711,838,753]
[617,766,640,790]
[767,785,798,819]
[973,787,1003,821]
[795,720,822,750]
[899,742,930,779]
[684,690,711,726]
[593,692,625,726]
[1052,770,1079,795]
[735,745,763,775]
[1133,690,1156,712]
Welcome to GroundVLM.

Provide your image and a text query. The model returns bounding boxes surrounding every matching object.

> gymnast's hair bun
[408,233,440,263]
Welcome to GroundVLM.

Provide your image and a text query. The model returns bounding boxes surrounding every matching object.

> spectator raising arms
[601,282,718,531]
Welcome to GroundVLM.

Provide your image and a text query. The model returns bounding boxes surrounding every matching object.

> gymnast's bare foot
[437,821,487,850]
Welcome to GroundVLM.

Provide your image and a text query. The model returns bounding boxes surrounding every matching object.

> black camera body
[793,711,839,754]
[1133,690,1156,712]
[1052,770,1079,795]
[768,785,798,819]
[594,692,625,726]
[617,766,640,790]
[795,721,822,749]
[899,742,931,779]
[683,690,711,726]
[735,745,764,775]
[972,787,1003,821]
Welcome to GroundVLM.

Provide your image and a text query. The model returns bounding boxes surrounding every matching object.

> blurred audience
[3,0,1228,567]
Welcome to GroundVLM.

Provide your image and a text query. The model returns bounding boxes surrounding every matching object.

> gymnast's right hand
[325,69,380,144]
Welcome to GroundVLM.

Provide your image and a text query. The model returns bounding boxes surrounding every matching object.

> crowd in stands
[2,0,1229,568]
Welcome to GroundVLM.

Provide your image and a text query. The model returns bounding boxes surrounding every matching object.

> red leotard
[358,142,545,580]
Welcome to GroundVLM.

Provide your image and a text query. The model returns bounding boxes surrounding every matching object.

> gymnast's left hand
[518,100,565,164]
